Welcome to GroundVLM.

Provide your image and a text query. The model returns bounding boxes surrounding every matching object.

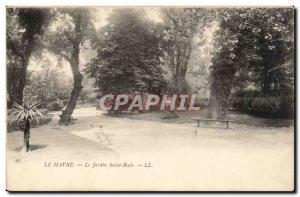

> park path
[7,108,119,163]
[6,106,294,191]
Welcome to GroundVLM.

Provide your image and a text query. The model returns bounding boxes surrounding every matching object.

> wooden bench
[193,118,235,129]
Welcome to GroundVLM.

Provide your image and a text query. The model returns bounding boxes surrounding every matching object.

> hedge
[231,96,294,119]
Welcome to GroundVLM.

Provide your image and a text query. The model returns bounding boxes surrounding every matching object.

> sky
[90,7,163,30]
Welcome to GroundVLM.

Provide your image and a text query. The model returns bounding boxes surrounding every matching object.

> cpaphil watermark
[97,94,201,112]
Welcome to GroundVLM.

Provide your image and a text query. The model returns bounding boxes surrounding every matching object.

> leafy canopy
[85,8,166,94]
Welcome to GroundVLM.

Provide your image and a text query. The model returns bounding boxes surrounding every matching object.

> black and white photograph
[5,5,295,191]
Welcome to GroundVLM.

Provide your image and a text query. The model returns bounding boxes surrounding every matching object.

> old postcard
[6,6,295,191]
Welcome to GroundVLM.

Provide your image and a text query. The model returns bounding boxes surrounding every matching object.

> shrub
[235,89,260,97]
[47,101,64,111]
[198,99,209,108]
[278,96,294,118]
[86,96,96,103]
[242,97,252,111]
[250,97,280,117]
[231,97,242,109]
[7,114,52,132]
[231,95,294,119]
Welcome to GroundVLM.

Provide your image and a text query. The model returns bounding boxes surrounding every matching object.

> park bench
[193,118,235,129]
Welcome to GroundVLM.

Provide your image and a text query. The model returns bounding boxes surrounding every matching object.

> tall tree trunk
[59,44,83,125]
[15,58,30,106]
[23,118,30,152]
[9,31,34,107]
[15,77,25,106]
[207,91,217,119]
[207,72,232,120]
[173,42,192,93]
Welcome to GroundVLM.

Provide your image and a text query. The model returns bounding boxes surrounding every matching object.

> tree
[245,9,294,96]
[85,8,166,94]
[79,76,96,105]
[46,8,95,125]
[161,8,212,92]
[9,103,43,152]
[7,8,51,108]
[24,56,73,106]
[208,8,294,119]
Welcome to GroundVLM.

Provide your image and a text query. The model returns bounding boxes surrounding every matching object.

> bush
[231,97,242,109]
[231,96,294,119]
[199,99,209,108]
[47,101,64,111]
[161,111,178,119]
[7,114,53,132]
[85,97,96,103]
[250,97,280,116]
[278,96,294,118]
[235,89,260,97]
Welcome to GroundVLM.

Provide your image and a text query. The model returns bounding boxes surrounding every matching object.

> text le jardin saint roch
[44,161,153,168]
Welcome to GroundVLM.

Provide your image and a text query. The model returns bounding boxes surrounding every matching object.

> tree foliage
[45,8,96,124]
[24,57,73,106]
[7,8,51,107]
[209,8,294,119]
[161,8,213,92]
[85,8,166,94]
